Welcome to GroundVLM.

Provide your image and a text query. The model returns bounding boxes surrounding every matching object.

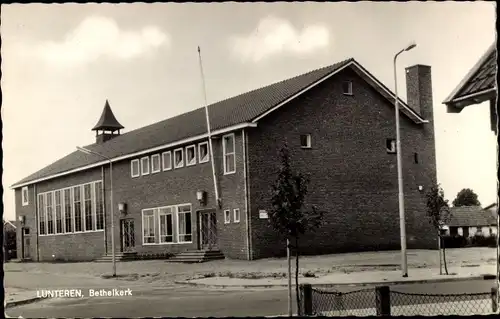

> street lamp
[394,42,416,278]
[76,146,116,277]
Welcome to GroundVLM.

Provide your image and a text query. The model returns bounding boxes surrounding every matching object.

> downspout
[35,183,39,261]
[242,129,250,260]
[243,130,253,260]
[102,166,107,254]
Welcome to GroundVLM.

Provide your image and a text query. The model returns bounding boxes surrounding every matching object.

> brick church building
[13,58,437,261]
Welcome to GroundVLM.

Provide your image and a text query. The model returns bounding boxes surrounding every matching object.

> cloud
[229,16,330,63]
[34,16,169,67]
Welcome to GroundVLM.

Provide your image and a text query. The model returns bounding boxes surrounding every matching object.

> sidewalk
[5,287,46,309]
[182,264,498,288]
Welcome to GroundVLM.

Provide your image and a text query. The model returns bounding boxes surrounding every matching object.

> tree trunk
[286,238,292,316]
[295,236,301,317]
[438,233,442,275]
[442,235,449,275]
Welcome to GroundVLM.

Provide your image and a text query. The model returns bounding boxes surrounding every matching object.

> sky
[1,2,497,221]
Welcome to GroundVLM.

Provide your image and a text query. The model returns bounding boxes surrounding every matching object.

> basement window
[300,134,312,149]
[342,81,353,95]
[386,139,396,154]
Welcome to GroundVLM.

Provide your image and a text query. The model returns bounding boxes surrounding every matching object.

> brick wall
[246,66,437,259]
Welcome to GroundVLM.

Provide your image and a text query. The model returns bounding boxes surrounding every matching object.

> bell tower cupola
[92,100,124,144]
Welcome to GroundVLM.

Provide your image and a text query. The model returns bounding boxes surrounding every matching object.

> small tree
[452,188,481,207]
[268,145,324,316]
[426,184,452,275]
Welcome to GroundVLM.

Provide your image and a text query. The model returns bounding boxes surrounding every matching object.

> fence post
[491,287,498,313]
[375,286,391,316]
[302,284,313,316]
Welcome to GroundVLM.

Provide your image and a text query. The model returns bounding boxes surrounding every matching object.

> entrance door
[120,219,136,252]
[199,211,218,250]
[22,227,31,259]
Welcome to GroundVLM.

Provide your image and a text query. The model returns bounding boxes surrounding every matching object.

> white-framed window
[38,193,46,235]
[198,142,209,163]
[55,190,63,234]
[342,81,353,95]
[186,145,196,166]
[159,206,175,243]
[386,139,396,154]
[142,209,156,244]
[233,208,240,223]
[22,186,29,206]
[223,133,236,174]
[162,151,172,171]
[224,210,231,224]
[151,154,161,173]
[177,204,192,243]
[174,148,184,169]
[300,134,312,149]
[131,159,140,177]
[83,183,93,231]
[73,185,83,232]
[46,192,54,234]
[141,157,150,175]
[64,188,73,233]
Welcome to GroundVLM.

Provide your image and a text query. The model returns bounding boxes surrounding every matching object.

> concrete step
[167,250,225,263]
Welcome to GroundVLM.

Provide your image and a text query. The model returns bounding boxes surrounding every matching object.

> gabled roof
[12,58,427,189]
[92,100,124,131]
[446,206,497,227]
[444,43,497,110]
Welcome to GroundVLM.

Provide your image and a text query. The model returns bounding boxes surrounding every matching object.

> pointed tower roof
[92,100,124,131]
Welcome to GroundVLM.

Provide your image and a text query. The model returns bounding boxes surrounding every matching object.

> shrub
[471,234,497,247]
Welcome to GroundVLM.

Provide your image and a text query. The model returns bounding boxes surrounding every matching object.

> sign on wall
[259,210,268,219]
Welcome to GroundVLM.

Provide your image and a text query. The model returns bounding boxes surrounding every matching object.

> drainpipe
[242,129,251,260]
[35,183,39,261]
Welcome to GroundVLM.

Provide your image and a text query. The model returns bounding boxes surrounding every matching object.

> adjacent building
[13,58,438,261]
[445,206,497,238]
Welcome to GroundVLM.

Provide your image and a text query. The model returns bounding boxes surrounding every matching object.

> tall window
[55,190,63,234]
[174,148,184,168]
[38,194,46,235]
[142,209,156,244]
[46,192,54,234]
[151,154,161,173]
[141,157,150,175]
[162,151,172,171]
[177,204,192,243]
[186,145,196,166]
[131,159,140,177]
[74,186,83,232]
[223,134,236,174]
[22,186,29,206]
[159,207,174,243]
[95,181,104,230]
[84,184,93,231]
[64,189,72,233]
[198,142,209,163]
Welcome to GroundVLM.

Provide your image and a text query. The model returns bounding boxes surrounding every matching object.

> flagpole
[198,46,221,208]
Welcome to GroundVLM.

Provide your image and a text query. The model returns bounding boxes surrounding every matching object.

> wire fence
[300,284,498,317]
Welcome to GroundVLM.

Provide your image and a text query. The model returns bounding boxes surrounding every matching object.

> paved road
[6,280,495,317]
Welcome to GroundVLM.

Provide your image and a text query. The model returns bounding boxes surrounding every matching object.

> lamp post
[394,42,416,278]
[77,146,116,277]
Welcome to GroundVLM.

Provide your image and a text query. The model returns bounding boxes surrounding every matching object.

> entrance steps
[167,250,225,263]
[94,252,138,263]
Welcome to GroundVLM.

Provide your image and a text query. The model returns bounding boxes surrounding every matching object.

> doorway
[120,219,136,252]
[199,210,218,250]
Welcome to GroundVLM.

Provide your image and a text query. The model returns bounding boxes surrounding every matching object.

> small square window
[174,148,184,168]
[141,157,150,175]
[151,154,161,173]
[131,159,140,177]
[199,142,209,163]
[224,210,231,224]
[186,145,196,166]
[300,134,312,148]
[233,209,240,223]
[414,152,419,164]
[386,139,396,154]
[162,151,172,171]
[22,186,29,206]
[342,81,353,95]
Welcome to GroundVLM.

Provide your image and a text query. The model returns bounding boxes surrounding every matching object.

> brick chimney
[405,65,434,121]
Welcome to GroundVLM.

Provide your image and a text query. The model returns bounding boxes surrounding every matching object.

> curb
[5,297,49,309]
[176,274,497,289]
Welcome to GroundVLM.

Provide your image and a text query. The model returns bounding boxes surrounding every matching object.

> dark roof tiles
[446,206,497,227]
